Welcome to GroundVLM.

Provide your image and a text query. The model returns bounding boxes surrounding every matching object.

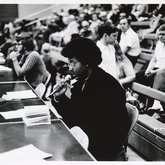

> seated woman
[116,54,136,88]
[9,37,49,89]
[114,42,136,88]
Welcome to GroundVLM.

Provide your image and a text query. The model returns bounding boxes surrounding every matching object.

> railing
[131,82,165,103]
[131,21,150,28]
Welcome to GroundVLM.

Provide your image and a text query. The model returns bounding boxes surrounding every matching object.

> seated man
[136,24,165,112]
[136,24,165,87]
[9,37,49,89]
[51,37,129,161]
[119,17,141,66]
[96,22,119,79]
[96,22,135,87]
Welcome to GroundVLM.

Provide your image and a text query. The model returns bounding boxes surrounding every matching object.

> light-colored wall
[18,4,79,20]
[18,4,53,20]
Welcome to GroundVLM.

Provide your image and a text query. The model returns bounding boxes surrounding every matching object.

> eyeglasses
[68,59,81,68]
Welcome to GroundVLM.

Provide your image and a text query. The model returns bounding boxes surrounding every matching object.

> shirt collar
[122,27,131,35]
[97,40,112,50]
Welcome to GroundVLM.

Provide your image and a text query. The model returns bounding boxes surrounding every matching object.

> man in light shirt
[141,24,165,113]
[144,24,165,86]
[96,22,118,79]
[119,17,141,66]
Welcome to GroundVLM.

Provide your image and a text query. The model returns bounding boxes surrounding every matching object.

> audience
[114,42,136,88]
[1,4,165,160]
[131,4,149,22]
[136,24,165,112]
[96,22,118,79]
[89,13,101,34]
[40,42,52,72]
[9,37,49,89]
[107,4,120,26]
[0,4,164,104]
[136,24,165,87]
[138,4,165,37]
[119,17,141,66]
[79,20,90,35]
[62,14,80,45]
[96,22,136,87]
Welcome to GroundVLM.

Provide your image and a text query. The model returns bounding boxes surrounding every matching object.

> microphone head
[64,74,72,82]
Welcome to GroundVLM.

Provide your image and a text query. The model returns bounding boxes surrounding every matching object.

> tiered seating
[128,82,165,160]
[134,50,153,72]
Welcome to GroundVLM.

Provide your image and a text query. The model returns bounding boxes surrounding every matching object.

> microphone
[48,74,72,98]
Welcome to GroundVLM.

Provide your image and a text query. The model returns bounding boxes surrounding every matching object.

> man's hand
[52,81,68,102]
[145,69,158,77]
[9,51,18,61]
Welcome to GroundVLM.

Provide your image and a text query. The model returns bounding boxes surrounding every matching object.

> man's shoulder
[127,28,138,36]
[156,40,163,47]
[28,51,41,61]
[95,67,120,85]
[29,51,40,57]
[96,40,107,51]
[96,40,102,47]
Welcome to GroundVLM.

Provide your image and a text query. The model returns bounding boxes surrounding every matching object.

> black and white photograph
[0,1,165,164]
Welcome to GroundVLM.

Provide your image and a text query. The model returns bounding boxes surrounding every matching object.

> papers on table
[0,65,12,72]
[23,105,51,126]
[0,144,52,161]
[0,105,51,126]
[0,109,24,119]
[6,90,37,100]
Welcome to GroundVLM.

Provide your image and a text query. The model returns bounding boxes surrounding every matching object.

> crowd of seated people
[0,3,164,103]
[138,4,165,38]
[136,24,165,115]
[0,3,165,160]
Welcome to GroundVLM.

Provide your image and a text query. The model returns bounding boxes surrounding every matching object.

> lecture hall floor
[127,146,146,161]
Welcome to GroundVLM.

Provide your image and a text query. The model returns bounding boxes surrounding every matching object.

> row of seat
[134,48,153,73]
[129,82,165,160]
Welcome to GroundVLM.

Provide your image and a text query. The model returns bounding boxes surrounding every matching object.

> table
[0,65,19,82]
[0,120,94,161]
[0,81,57,122]
[0,79,95,161]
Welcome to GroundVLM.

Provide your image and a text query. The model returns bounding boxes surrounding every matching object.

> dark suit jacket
[52,67,129,160]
